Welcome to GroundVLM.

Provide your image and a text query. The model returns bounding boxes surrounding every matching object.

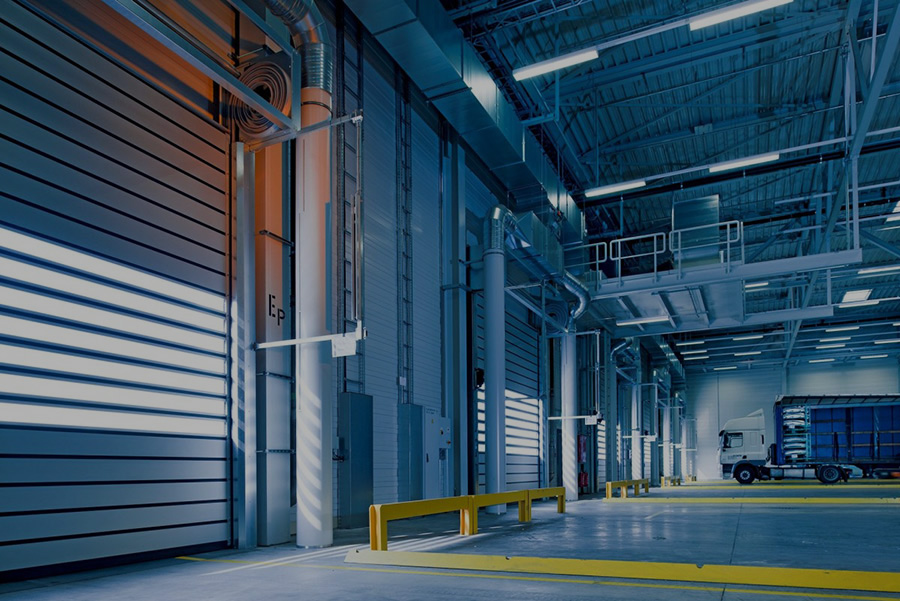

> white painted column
[561,332,578,502]
[483,246,506,513]
[295,87,333,547]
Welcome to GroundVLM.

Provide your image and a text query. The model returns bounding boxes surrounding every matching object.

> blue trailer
[720,395,900,484]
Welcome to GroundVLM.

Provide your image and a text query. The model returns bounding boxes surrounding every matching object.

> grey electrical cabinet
[338,393,373,528]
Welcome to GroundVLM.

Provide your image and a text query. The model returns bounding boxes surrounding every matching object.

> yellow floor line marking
[179,556,900,601]
[605,497,899,504]
[676,485,900,490]
[344,550,900,594]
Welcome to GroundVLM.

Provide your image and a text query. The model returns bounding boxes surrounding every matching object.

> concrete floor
[2,481,899,601]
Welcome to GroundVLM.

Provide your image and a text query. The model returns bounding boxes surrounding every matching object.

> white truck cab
[718,409,767,479]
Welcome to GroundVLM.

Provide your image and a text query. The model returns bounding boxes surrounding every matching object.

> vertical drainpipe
[264,0,334,548]
[483,219,507,513]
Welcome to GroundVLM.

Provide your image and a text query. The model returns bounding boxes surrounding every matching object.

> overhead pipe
[263,0,334,548]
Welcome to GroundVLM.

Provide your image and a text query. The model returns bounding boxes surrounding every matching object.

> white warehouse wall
[686,359,900,480]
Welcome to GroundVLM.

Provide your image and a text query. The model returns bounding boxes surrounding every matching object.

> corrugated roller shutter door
[410,111,441,412]
[361,54,399,504]
[0,1,230,574]
[473,293,542,491]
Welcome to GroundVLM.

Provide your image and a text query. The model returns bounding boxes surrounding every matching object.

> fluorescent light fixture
[894,322,900,327]
[874,339,900,345]
[841,289,872,303]
[838,300,879,308]
[734,351,761,356]
[513,49,599,81]
[858,265,900,275]
[744,281,769,289]
[816,344,845,350]
[733,334,764,341]
[616,315,669,326]
[820,337,851,342]
[689,0,793,30]
[677,340,706,346]
[860,354,888,359]
[809,358,835,364]
[714,366,738,371]
[681,349,709,355]
[887,201,900,221]
[684,355,708,361]
[708,153,780,173]
[584,179,646,198]
[0,401,224,436]
[825,326,859,332]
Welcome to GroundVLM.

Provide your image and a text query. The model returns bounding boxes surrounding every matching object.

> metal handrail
[669,220,743,274]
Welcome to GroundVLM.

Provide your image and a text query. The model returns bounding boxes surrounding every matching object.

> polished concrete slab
[2,482,899,601]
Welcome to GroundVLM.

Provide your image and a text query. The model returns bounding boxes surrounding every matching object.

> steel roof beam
[549,11,845,102]
[859,229,900,259]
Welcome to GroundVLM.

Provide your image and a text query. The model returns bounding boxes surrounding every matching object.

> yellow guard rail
[369,486,566,550]
[605,478,650,499]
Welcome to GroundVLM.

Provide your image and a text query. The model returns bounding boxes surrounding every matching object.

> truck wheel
[817,465,842,484]
[735,465,756,484]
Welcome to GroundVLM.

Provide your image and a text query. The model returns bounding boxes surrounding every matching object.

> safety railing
[565,220,745,283]
[661,476,682,487]
[605,478,650,499]
[368,486,566,551]
[609,232,667,280]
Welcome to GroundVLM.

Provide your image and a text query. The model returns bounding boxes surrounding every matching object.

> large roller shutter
[361,51,399,504]
[473,295,542,492]
[410,110,442,412]
[0,0,230,575]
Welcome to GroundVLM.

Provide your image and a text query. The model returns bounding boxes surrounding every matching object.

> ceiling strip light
[841,289,872,303]
[744,281,770,289]
[681,349,708,355]
[893,322,900,327]
[858,265,900,275]
[616,315,669,326]
[825,326,859,332]
[860,354,888,359]
[714,366,738,371]
[513,49,599,81]
[874,339,900,345]
[735,351,762,356]
[733,334,764,341]
[816,344,845,350]
[708,153,780,173]
[809,358,835,363]
[677,340,706,346]
[684,356,708,361]
[689,0,793,30]
[838,300,879,308]
[819,337,851,343]
[584,179,646,198]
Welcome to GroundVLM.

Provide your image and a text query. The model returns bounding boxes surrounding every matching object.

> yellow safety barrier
[369,496,472,551]
[661,476,682,487]
[605,478,650,499]
[369,486,567,550]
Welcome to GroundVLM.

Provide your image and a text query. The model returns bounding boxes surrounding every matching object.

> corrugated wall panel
[410,111,442,412]
[787,362,899,395]
[361,54,399,504]
[0,0,229,575]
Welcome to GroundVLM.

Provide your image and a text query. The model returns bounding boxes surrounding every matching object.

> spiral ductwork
[263,0,333,94]
[234,58,291,138]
